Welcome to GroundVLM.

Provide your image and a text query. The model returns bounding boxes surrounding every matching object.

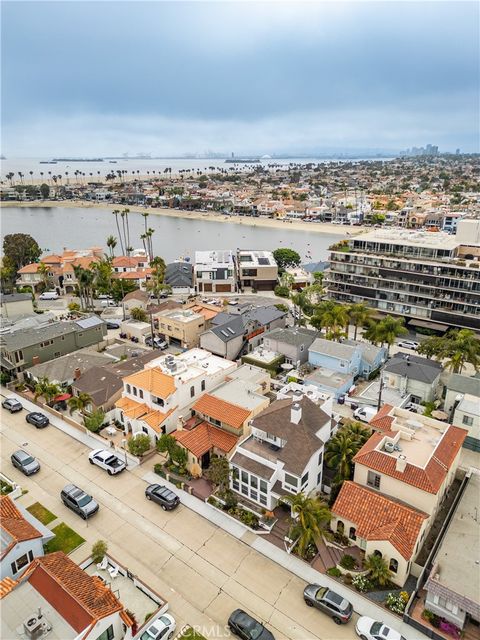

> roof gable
[193,394,250,428]
[0,496,43,558]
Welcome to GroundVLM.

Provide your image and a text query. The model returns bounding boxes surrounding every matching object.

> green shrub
[339,554,356,570]
[0,372,11,386]
[352,574,372,592]
[422,609,435,623]
[223,490,238,511]
[0,479,13,495]
[326,567,342,577]
[274,285,290,298]
[128,433,151,456]
[238,509,259,529]
[91,540,108,564]
[154,463,166,477]
[385,592,407,614]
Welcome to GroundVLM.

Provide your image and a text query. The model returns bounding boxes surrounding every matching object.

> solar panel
[258,257,270,265]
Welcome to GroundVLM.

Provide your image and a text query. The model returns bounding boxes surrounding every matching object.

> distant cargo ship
[39,160,58,164]
[225,158,260,164]
[52,158,104,162]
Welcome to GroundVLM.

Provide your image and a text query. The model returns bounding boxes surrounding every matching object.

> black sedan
[145,484,180,510]
[26,412,50,428]
[303,584,353,624]
[106,321,120,330]
[228,610,275,640]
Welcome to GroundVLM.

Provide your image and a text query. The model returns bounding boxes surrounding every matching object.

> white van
[39,291,59,300]
[353,406,378,423]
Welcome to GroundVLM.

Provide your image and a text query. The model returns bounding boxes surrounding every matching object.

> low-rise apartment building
[325,220,480,331]
[236,249,278,291]
[157,308,208,349]
[194,249,236,294]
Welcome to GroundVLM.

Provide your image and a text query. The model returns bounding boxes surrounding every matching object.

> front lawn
[44,522,85,555]
[178,628,207,640]
[27,502,57,525]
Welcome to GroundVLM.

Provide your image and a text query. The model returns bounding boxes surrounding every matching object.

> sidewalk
[2,390,139,469]
[141,471,420,639]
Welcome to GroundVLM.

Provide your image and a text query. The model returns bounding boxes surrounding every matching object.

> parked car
[352,406,377,423]
[97,294,112,300]
[106,321,120,330]
[39,291,59,300]
[145,484,180,510]
[355,617,406,640]
[228,610,275,640]
[303,584,353,624]
[88,449,126,475]
[2,398,23,413]
[11,449,40,476]
[397,340,419,350]
[61,483,99,519]
[145,335,168,349]
[404,401,423,413]
[139,614,176,640]
[26,412,50,428]
[101,299,117,307]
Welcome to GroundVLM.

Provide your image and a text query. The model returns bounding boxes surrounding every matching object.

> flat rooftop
[161,309,203,323]
[238,250,276,266]
[376,408,450,467]
[146,348,235,381]
[247,347,281,365]
[211,379,266,411]
[430,472,480,603]
[353,228,460,250]
[1,582,77,640]
[195,250,234,266]
[305,367,352,390]
[227,363,269,385]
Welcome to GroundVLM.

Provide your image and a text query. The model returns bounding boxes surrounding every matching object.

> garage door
[215,284,232,292]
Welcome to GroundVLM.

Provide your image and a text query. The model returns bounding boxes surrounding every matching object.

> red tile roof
[0,496,43,559]
[192,394,250,428]
[353,425,467,493]
[332,481,428,559]
[26,552,123,633]
[0,577,17,599]
[369,404,395,432]
[174,421,238,458]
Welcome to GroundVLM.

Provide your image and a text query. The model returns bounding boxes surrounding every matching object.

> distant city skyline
[2,1,479,156]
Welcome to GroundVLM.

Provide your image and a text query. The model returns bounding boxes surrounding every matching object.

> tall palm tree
[363,320,381,345]
[325,431,361,484]
[122,208,131,255]
[37,262,51,290]
[344,421,371,447]
[418,328,480,373]
[68,392,93,415]
[112,210,125,255]
[106,235,117,258]
[348,303,372,340]
[146,227,155,259]
[34,377,61,406]
[363,553,393,587]
[376,315,408,354]
[280,493,331,558]
[312,303,349,341]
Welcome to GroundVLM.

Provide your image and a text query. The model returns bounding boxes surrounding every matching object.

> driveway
[1,406,360,640]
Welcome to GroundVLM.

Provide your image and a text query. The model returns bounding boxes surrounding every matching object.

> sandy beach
[1,199,365,237]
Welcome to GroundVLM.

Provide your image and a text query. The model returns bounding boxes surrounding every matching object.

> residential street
[1,406,360,640]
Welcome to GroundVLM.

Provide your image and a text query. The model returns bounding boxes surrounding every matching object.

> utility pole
[377,373,384,411]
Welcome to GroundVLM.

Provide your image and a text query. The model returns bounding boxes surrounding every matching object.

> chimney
[396,454,407,472]
[32,355,40,366]
[74,367,81,380]
[177,415,185,431]
[291,402,302,425]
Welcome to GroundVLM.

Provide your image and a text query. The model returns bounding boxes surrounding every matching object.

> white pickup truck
[88,449,126,475]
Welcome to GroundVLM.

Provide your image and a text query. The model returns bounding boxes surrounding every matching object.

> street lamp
[121,438,128,467]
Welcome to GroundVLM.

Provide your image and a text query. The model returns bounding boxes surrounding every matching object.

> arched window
[389,558,398,573]
[349,527,356,541]
[373,549,382,558]
[336,521,344,535]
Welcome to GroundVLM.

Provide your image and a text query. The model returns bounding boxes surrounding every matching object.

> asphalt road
[1,407,361,640]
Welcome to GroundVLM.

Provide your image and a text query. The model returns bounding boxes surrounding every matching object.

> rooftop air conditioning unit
[23,616,43,640]
[384,441,395,453]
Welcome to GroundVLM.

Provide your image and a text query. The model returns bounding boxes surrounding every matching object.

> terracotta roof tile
[193,394,250,428]
[332,481,428,559]
[0,577,17,599]
[115,397,149,418]
[17,263,40,274]
[369,404,395,432]
[353,425,467,493]
[0,496,43,558]
[174,421,238,458]
[142,407,176,433]
[123,368,176,398]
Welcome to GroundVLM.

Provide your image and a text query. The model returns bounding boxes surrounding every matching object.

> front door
[201,450,211,469]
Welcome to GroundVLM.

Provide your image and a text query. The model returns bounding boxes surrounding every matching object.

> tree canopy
[3,233,42,273]
[273,248,301,270]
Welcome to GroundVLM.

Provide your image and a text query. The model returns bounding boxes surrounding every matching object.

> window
[10,550,34,575]
[349,527,356,540]
[250,490,258,501]
[318,452,323,466]
[190,386,195,398]
[462,415,474,427]
[133,387,137,396]
[317,472,322,485]
[210,417,221,427]
[301,471,309,487]
[284,473,298,488]
[389,558,398,573]
[126,384,131,394]
[142,427,148,434]
[97,625,114,640]
[139,389,144,399]
[300,344,305,352]
[367,471,381,489]
[259,479,267,493]
[336,521,344,535]
[241,471,248,484]
[241,484,249,496]
[373,549,382,558]
[250,476,258,489]
[201,380,205,392]
[259,494,267,506]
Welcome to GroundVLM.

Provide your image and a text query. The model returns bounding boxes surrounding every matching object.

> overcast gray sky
[2,1,479,156]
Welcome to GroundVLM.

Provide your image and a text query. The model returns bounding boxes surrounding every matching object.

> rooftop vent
[396,454,407,473]
[291,402,302,425]
[384,441,395,453]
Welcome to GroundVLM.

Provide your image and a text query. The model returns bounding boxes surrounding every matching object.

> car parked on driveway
[303,584,353,624]
[139,614,176,640]
[26,412,50,428]
[145,484,180,510]
[88,449,126,475]
[228,610,275,640]
[352,406,377,423]
[2,398,23,413]
[11,449,40,476]
[106,320,120,329]
[397,340,419,350]
[355,617,406,640]
[61,484,99,519]
[145,335,168,349]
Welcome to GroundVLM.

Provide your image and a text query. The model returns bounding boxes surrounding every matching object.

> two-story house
[194,250,236,294]
[331,406,467,586]
[115,348,237,440]
[262,327,318,366]
[443,373,480,452]
[0,496,54,580]
[382,353,443,404]
[230,395,331,510]
[236,250,278,291]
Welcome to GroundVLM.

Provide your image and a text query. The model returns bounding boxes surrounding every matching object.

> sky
[1,1,479,156]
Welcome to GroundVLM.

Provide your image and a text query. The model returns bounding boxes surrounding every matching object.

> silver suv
[61,484,99,519]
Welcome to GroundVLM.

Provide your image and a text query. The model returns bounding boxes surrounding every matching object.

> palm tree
[112,210,125,255]
[106,235,117,258]
[130,307,147,322]
[122,208,131,255]
[325,431,361,484]
[344,421,371,446]
[375,315,408,354]
[363,320,381,345]
[311,303,349,341]
[68,392,93,415]
[280,493,331,558]
[348,303,372,340]
[363,553,393,587]
[34,377,61,406]
[37,262,51,290]
[418,328,480,373]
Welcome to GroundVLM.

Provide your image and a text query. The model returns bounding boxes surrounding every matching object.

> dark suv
[26,412,50,428]
[145,484,180,510]
[303,584,353,624]
[61,484,99,519]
